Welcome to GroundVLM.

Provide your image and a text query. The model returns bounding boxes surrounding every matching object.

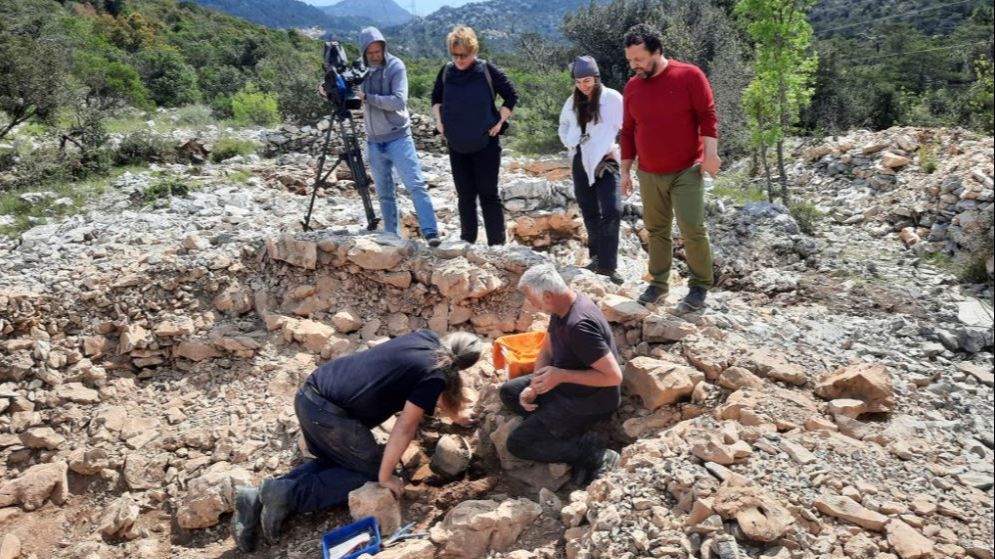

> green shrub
[231,83,281,127]
[1,146,70,191]
[919,141,938,174]
[210,138,258,162]
[227,169,253,184]
[116,131,176,165]
[712,170,766,204]
[172,104,216,126]
[142,175,190,202]
[789,200,824,235]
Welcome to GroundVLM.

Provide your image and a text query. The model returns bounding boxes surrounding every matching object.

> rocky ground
[0,119,992,559]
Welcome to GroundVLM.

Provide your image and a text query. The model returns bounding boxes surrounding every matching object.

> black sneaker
[578,449,621,486]
[569,465,590,486]
[594,449,620,480]
[232,485,262,553]
[427,236,442,248]
[637,284,668,306]
[584,256,599,272]
[675,286,708,314]
[259,477,294,545]
[598,269,625,286]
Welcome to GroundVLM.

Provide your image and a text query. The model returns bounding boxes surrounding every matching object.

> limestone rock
[623,357,696,410]
[347,238,408,271]
[886,518,934,559]
[712,485,793,542]
[814,494,888,531]
[718,366,765,391]
[284,319,335,353]
[99,493,141,539]
[332,309,363,333]
[267,236,317,269]
[814,363,894,415]
[431,435,471,477]
[174,340,219,362]
[880,152,911,169]
[118,324,150,354]
[175,463,252,529]
[430,498,541,559]
[376,540,435,559]
[739,349,808,386]
[0,461,69,510]
[600,295,651,323]
[349,481,402,535]
[53,382,100,404]
[0,534,20,559]
[19,427,65,450]
[642,315,697,343]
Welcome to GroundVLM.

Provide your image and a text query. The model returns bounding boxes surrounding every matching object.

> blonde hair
[446,25,479,55]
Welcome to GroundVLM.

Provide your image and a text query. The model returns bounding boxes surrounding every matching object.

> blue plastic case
[320,516,381,559]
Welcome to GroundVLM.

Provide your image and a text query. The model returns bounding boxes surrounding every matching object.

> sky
[301,0,475,17]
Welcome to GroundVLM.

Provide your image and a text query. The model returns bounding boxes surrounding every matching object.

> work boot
[597,269,625,286]
[637,284,667,306]
[232,485,262,553]
[259,477,294,545]
[675,286,708,314]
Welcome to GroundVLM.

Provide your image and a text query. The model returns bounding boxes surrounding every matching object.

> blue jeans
[283,386,381,513]
[367,134,439,238]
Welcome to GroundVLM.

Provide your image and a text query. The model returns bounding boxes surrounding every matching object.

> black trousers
[449,137,506,245]
[498,374,609,469]
[573,151,622,272]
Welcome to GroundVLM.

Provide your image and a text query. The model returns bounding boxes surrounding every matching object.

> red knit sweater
[620,60,718,174]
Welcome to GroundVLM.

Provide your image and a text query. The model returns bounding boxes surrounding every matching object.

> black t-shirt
[307,330,447,427]
[545,294,621,415]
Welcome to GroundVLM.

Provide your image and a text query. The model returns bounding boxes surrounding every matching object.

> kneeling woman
[232,330,483,551]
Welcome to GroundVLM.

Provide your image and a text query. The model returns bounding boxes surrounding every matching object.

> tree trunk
[777,139,789,206]
[0,109,32,141]
[760,144,774,203]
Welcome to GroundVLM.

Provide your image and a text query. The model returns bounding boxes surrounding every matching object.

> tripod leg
[302,119,346,231]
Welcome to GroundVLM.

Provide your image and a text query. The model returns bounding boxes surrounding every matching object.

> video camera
[322,41,369,114]
[302,40,380,233]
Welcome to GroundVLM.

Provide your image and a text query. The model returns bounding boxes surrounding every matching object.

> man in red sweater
[619,23,719,312]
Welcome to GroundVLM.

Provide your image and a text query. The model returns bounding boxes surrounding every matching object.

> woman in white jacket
[558,56,624,285]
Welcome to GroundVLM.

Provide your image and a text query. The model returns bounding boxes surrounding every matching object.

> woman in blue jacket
[431,25,518,246]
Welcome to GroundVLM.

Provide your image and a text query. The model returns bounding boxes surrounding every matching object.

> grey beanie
[571,55,599,79]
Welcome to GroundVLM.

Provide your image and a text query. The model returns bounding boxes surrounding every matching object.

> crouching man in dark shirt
[500,263,622,486]
[232,330,483,552]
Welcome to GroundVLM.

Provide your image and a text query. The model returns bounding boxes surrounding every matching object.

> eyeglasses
[450,51,472,60]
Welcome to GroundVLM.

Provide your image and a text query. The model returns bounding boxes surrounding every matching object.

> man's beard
[637,60,657,79]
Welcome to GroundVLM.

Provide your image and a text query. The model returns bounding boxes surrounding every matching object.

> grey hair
[517,264,569,296]
[434,332,483,409]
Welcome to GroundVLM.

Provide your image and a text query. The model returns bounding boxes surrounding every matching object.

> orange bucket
[493,331,546,379]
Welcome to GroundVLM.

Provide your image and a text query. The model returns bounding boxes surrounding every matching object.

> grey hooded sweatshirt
[359,27,411,143]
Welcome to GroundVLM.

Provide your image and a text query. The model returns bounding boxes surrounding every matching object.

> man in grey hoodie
[358,27,441,245]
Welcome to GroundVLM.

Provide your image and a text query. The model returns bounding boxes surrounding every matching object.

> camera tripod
[301,108,380,232]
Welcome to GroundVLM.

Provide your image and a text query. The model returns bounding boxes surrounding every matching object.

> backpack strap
[479,59,495,101]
